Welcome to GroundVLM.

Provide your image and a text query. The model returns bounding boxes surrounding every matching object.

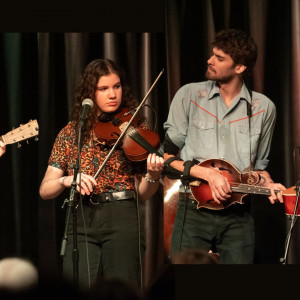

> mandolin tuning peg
[34,137,39,142]
[26,140,29,144]
[17,142,21,148]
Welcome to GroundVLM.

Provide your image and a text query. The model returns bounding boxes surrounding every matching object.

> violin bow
[93,68,165,180]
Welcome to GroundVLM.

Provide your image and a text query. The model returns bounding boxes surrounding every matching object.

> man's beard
[205,69,234,84]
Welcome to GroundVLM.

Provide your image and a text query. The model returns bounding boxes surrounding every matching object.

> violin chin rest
[98,107,122,123]
[98,112,114,122]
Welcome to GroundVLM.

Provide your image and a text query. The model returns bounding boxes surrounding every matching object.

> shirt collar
[207,81,220,100]
[207,80,252,104]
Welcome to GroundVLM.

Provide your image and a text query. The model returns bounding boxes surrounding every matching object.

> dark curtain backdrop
[0,0,299,291]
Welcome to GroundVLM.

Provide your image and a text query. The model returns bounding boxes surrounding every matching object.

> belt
[179,191,195,200]
[84,190,136,206]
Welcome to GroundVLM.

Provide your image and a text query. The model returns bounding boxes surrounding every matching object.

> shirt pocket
[238,126,261,154]
[191,119,215,148]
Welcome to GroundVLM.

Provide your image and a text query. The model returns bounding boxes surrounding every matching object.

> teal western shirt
[164,80,276,177]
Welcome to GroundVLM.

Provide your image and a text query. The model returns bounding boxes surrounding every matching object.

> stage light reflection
[164,180,181,203]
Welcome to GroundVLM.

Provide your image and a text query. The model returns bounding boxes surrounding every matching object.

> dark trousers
[63,198,144,288]
[171,194,254,264]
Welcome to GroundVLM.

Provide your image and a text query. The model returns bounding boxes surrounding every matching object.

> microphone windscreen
[82,98,94,108]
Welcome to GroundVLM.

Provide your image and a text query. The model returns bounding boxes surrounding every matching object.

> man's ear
[235,64,247,74]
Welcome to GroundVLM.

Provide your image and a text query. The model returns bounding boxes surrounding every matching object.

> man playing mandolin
[163,29,286,264]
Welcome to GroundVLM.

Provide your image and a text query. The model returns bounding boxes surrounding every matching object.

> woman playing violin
[39,59,164,289]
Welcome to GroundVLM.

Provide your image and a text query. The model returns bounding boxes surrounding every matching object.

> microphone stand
[60,120,86,287]
[280,182,300,264]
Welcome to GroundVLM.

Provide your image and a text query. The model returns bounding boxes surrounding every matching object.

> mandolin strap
[246,89,261,185]
[182,160,196,188]
[247,89,253,172]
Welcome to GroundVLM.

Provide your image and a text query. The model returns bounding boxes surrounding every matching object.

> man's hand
[206,168,232,203]
[257,170,286,204]
[266,182,286,204]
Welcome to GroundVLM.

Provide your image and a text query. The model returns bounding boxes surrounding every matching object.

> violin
[94,107,162,161]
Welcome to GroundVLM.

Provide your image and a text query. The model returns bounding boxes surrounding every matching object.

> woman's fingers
[76,173,97,195]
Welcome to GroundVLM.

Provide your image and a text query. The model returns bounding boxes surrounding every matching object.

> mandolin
[189,158,281,210]
[0,119,39,147]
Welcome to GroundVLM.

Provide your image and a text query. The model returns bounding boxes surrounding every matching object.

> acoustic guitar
[189,158,281,210]
[0,119,39,147]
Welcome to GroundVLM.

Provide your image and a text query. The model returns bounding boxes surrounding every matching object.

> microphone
[79,98,94,128]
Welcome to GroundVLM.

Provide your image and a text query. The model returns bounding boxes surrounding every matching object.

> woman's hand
[61,173,97,196]
[138,153,164,201]
[146,153,164,181]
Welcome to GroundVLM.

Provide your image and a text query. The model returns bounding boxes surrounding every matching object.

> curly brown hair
[212,29,258,78]
[72,59,139,143]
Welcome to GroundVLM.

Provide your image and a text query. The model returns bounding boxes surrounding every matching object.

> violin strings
[128,130,158,154]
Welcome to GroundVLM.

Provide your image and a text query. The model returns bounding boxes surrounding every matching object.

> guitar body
[190,159,260,210]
